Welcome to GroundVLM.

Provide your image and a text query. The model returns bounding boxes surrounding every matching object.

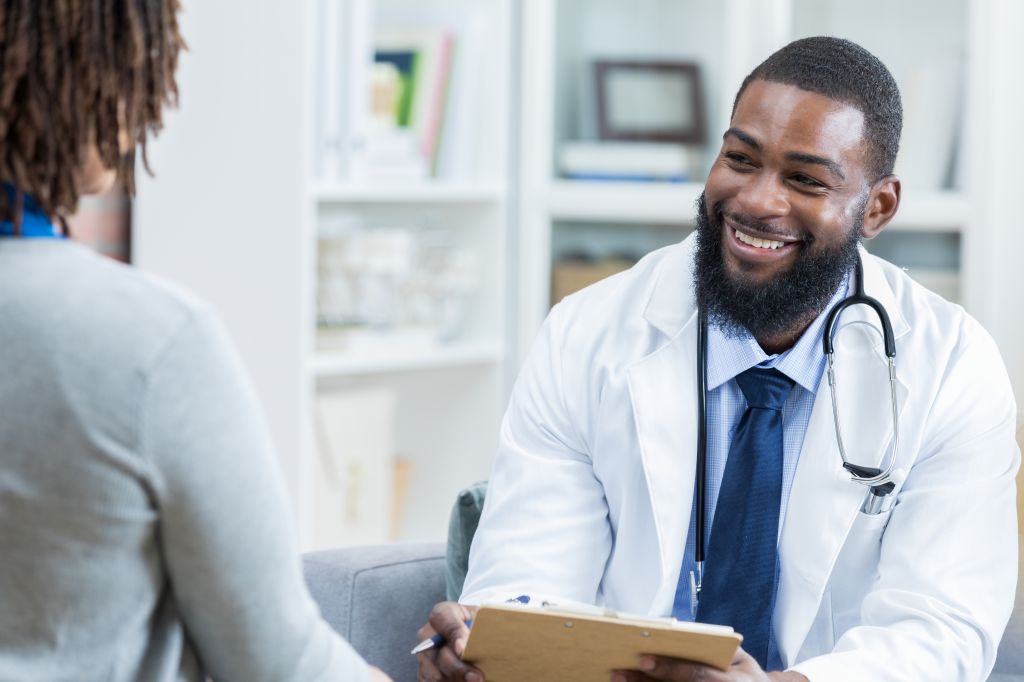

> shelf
[547,180,967,233]
[887,190,967,232]
[312,182,506,204]
[548,180,703,225]
[310,339,502,378]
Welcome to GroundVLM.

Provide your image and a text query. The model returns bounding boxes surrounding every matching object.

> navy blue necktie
[696,367,794,668]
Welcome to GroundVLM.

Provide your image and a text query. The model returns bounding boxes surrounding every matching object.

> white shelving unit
[303,0,514,548]
[135,0,515,550]
[516,0,1010,355]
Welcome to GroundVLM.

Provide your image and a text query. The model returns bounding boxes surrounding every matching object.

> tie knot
[735,367,794,410]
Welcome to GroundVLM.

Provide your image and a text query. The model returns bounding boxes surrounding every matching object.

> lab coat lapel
[775,251,910,663]
[627,240,700,600]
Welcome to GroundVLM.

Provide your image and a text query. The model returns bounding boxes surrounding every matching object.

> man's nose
[734,172,789,220]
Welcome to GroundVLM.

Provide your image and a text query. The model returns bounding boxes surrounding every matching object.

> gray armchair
[302,542,1021,681]
[303,542,445,682]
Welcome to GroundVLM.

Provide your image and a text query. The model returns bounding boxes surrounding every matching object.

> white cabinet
[304,0,514,547]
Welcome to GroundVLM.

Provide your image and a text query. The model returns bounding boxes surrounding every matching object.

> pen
[410,595,531,655]
[410,620,473,655]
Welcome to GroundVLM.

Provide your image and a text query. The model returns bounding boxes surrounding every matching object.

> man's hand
[610,647,809,682]
[416,601,483,682]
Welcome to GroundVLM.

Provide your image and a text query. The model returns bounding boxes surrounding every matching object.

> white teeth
[735,229,784,250]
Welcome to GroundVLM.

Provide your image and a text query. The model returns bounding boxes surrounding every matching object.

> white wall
[133,0,310,499]
[966,0,1024,413]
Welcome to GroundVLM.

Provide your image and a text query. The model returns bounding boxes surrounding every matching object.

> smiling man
[417,37,1019,682]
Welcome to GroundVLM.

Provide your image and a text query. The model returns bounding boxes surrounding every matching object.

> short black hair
[733,36,902,182]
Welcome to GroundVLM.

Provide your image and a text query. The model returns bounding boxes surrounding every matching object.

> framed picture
[594,60,706,145]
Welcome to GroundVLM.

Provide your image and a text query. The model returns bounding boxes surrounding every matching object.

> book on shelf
[365,30,455,180]
[431,8,486,180]
[324,2,490,183]
[558,141,699,183]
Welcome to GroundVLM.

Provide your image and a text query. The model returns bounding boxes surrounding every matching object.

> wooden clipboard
[461,604,743,681]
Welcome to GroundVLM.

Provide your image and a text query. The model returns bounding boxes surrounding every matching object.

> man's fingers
[632,655,733,681]
[417,601,482,680]
[417,651,443,682]
[426,601,475,656]
[729,647,760,671]
[416,622,437,641]
[436,643,484,681]
[610,671,655,682]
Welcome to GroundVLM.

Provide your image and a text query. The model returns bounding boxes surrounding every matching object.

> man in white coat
[417,37,1019,682]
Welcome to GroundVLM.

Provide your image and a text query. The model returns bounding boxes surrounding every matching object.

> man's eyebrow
[723,127,760,150]
[785,152,846,181]
[724,127,847,181]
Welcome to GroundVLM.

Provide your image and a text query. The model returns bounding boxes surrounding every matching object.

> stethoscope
[689,254,903,616]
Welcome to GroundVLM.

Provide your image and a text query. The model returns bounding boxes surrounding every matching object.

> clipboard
[461,603,743,681]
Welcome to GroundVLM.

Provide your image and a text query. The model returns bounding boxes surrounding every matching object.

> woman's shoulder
[0,239,216,378]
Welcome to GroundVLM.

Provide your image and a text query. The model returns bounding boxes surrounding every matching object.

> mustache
[712,202,810,245]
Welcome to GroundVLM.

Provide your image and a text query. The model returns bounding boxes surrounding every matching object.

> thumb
[449,607,474,656]
[429,602,474,654]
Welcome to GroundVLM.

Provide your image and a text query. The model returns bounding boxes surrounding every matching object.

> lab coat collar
[641,235,699,339]
[628,305,700,606]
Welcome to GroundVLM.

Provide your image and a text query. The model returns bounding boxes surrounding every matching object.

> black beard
[692,192,863,342]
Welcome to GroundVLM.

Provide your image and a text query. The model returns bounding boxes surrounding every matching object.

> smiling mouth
[723,214,801,253]
[733,228,787,250]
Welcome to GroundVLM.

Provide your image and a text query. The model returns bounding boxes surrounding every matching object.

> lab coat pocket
[830,508,894,640]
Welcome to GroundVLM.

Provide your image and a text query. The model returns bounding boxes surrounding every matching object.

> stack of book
[558,141,699,183]
[347,9,486,182]
[366,30,455,179]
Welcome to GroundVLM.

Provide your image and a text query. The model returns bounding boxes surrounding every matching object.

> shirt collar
[706,271,851,394]
[1,184,63,238]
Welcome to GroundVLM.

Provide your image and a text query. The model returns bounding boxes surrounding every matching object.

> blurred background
[78,0,1023,549]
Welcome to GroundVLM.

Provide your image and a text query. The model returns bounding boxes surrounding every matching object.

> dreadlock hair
[0,0,184,232]
[734,36,902,183]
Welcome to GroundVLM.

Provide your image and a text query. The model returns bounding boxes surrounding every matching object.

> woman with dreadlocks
[0,2,391,680]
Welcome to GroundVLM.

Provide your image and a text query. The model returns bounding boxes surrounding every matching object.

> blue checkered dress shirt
[673,273,850,669]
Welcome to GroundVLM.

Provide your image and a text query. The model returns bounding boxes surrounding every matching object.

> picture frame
[594,60,707,145]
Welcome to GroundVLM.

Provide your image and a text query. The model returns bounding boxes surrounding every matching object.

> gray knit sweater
[0,240,369,681]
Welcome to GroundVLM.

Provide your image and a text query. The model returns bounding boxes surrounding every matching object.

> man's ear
[861,176,901,240]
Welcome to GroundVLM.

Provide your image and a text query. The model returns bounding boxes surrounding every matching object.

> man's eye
[791,173,823,188]
[725,152,753,165]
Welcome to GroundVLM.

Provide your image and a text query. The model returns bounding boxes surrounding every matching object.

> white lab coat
[462,235,1019,681]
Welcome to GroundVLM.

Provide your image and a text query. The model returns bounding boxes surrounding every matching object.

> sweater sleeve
[138,305,370,682]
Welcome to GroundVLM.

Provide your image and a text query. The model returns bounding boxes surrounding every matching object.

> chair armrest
[304,542,445,681]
